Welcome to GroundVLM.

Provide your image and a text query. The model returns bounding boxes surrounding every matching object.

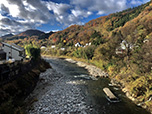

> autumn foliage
[3,1,152,112]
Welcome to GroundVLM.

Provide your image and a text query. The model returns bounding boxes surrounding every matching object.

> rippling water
[27,58,150,114]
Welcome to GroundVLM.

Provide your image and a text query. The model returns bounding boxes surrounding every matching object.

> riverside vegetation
[2,0,152,113]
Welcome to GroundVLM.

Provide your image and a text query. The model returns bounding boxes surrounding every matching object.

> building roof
[2,42,24,51]
[11,43,24,51]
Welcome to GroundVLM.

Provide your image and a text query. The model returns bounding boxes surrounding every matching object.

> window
[19,51,23,56]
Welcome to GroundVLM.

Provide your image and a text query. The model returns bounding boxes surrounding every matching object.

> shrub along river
[26,58,150,114]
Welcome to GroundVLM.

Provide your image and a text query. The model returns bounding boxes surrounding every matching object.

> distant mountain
[6,29,52,40]
[18,29,45,37]
[1,33,14,39]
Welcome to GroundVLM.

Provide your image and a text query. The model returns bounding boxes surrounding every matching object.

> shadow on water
[45,58,150,114]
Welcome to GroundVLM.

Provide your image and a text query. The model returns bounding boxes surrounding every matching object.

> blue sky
[0,0,150,36]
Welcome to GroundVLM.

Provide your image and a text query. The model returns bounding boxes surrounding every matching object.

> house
[0,50,6,64]
[2,42,25,61]
[51,45,56,48]
[143,39,149,43]
[121,40,133,50]
[116,47,125,54]
[85,42,91,47]
[85,43,89,46]
[40,46,46,49]
[60,48,65,51]
[116,40,134,55]
[75,42,83,47]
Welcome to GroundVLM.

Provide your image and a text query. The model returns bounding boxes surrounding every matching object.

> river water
[27,58,150,114]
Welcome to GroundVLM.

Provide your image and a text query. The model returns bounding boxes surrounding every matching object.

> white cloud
[130,0,142,5]
[45,1,84,26]
[46,1,71,15]
[0,0,150,36]
[130,0,149,5]
[71,0,128,15]
[71,8,92,17]
[0,0,53,36]
[52,29,60,32]
[0,0,20,17]
[23,1,37,11]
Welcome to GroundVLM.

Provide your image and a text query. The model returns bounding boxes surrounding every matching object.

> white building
[75,42,83,47]
[60,48,65,51]
[143,39,149,43]
[40,46,46,49]
[2,42,25,61]
[51,45,56,48]
[85,42,91,47]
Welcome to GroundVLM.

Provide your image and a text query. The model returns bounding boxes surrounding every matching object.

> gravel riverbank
[26,59,96,114]
[64,58,109,78]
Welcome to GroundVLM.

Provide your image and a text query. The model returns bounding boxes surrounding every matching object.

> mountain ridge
[4,29,54,40]
[18,29,45,37]
[0,33,14,40]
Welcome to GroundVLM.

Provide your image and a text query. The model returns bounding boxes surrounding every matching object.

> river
[27,58,150,114]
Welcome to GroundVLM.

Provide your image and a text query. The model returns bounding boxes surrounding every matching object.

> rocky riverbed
[25,58,150,114]
[26,59,97,114]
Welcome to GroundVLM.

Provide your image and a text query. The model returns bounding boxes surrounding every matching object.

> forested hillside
[47,1,150,45]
